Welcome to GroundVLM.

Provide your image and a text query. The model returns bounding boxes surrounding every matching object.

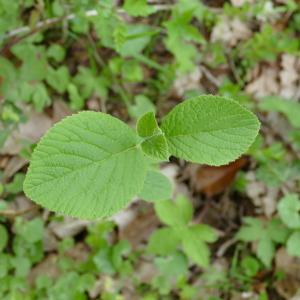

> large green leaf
[138,170,172,202]
[161,95,260,166]
[24,112,147,219]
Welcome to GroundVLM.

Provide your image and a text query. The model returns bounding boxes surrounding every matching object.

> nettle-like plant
[23,95,260,219]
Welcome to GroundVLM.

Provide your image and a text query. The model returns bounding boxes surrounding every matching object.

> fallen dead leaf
[49,218,91,239]
[231,0,255,6]
[189,157,247,197]
[275,248,300,299]
[211,17,252,47]
[173,67,202,97]
[117,202,159,248]
[279,54,300,99]
[1,110,52,155]
[246,65,279,98]
[52,99,72,123]
[28,254,59,285]
[3,156,28,180]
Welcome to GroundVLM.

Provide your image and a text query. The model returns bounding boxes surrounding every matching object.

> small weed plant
[24,95,260,219]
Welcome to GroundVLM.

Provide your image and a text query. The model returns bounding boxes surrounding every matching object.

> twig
[0,206,38,218]
[199,65,221,87]
[1,5,173,41]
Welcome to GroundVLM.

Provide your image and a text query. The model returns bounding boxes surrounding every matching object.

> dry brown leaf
[49,218,91,239]
[43,228,59,252]
[117,202,159,248]
[211,17,252,47]
[1,110,52,155]
[52,99,72,123]
[173,67,202,97]
[246,65,279,98]
[279,54,300,99]
[246,171,280,217]
[28,254,59,285]
[275,248,300,299]
[190,157,247,197]
[3,156,28,179]
[231,0,255,6]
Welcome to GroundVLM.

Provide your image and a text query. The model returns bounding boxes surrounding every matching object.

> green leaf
[241,256,261,277]
[147,227,180,255]
[236,218,264,242]
[118,24,153,57]
[12,43,48,81]
[13,256,31,277]
[161,95,260,166]
[32,83,51,112]
[24,112,147,219]
[68,83,84,111]
[155,251,188,279]
[287,231,300,257]
[123,0,156,17]
[137,112,159,138]
[137,112,169,160]
[278,194,300,229]
[128,95,155,120]
[188,224,218,243]
[121,60,143,82]
[259,96,300,128]
[15,218,44,243]
[267,219,289,243]
[0,225,8,252]
[141,135,170,161]
[5,173,25,194]
[138,170,172,202]
[182,228,211,267]
[257,237,275,267]
[154,195,193,227]
[46,66,70,93]
[47,44,66,62]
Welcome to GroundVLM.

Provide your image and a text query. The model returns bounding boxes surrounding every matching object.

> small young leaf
[147,227,180,255]
[161,95,260,166]
[138,170,172,202]
[141,135,169,161]
[278,194,300,229]
[24,112,147,219]
[287,231,300,257]
[137,112,170,160]
[137,111,159,138]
